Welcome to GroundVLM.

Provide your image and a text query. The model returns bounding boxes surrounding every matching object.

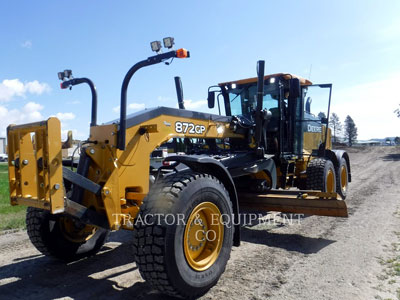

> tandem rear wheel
[336,157,349,199]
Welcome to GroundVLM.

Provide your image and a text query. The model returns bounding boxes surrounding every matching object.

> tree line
[329,113,358,146]
[330,112,400,146]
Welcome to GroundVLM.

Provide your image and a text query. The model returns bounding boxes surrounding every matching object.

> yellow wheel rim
[59,217,97,243]
[340,165,348,192]
[326,169,335,193]
[184,202,224,271]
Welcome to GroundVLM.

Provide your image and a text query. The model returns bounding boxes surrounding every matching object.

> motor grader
[7,38,350,299]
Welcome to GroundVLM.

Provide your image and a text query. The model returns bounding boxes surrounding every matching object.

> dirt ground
[0,146,399,300]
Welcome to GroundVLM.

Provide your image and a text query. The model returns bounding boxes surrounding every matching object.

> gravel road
[0,146,399,300]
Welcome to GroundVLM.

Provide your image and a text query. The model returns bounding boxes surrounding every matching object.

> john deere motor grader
[7,38,350,299]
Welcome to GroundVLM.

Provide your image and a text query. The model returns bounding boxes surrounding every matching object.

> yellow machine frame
[8,114,244,230]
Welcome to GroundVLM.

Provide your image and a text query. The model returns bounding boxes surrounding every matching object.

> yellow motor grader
[7,38,350,299]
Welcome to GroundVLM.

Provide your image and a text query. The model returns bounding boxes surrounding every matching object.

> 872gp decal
[175,121,206,134]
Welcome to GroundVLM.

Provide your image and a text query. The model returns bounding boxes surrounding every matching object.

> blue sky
[1,0,399,140]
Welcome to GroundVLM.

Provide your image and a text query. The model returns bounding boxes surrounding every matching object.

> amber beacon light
[176,48,190,58]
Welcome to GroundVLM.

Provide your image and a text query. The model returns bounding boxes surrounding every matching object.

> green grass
[0,163,26,231]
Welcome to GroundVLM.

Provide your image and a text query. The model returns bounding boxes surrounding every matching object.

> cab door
[298,84,332,155]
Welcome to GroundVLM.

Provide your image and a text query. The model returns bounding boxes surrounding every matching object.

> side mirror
[289,78,301,99]
[305,97,312,114]
[207,91,215,108]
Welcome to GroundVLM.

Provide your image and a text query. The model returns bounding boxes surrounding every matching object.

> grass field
[0,163,26,231]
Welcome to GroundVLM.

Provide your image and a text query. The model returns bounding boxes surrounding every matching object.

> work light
[163,37,174,49]
[150,41,162,52]
[58,70,72,81]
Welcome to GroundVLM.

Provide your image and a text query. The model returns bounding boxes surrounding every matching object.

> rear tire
[306,158,336,193]
[26,207,109,261]
[133,172,234,299]
[336,158,348,199]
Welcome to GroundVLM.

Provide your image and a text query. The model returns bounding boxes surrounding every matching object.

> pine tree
[318,112,326,120]
[329,113,342,143]
[344,115,358,146]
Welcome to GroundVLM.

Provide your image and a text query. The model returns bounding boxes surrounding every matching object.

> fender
[165,155,241,246]
[228,156,277,189]
[326,149,352,182]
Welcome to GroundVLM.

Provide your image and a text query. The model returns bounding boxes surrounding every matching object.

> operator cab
[213,73,332,158]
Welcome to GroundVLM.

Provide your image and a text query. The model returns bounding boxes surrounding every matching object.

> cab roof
[218,73,312,87]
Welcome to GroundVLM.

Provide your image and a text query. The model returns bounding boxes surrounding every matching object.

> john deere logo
[307,124,322,133]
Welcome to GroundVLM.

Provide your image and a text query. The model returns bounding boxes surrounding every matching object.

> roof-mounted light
[150,41,162,53]
[163,37,175,49]
[58,69,72,81]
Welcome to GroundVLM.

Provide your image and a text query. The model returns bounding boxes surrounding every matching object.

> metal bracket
[64,198,109,228]
[140,124,158,133]
[63,167,102,195]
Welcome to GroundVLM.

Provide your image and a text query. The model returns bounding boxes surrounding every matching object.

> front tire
[26,207,109,261]
[133,172,234,299]
[306,158,336,193]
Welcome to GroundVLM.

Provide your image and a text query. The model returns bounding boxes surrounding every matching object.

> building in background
[62,141,80,159]
[0,137,7,161]
[0,137,6,154]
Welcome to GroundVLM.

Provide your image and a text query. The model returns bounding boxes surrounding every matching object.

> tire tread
[26,207,53,256]
[133,172,231,298]
[306,158,330,191]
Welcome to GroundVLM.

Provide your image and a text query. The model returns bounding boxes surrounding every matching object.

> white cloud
[54,112,76,121]
[157,96,171,102]
[23,102,43,111]
[66,100,80,105]
[128,103,145,110]
[0,79,25,100]
[61,128,86,141]
[21,40,32,49]
[0,103,86,141]
[0,79,50,102]
[333,73,400,140]
[25,80,50,94]
[0,102,44,136]
[113,102,145,113]
[182,99,207,110]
